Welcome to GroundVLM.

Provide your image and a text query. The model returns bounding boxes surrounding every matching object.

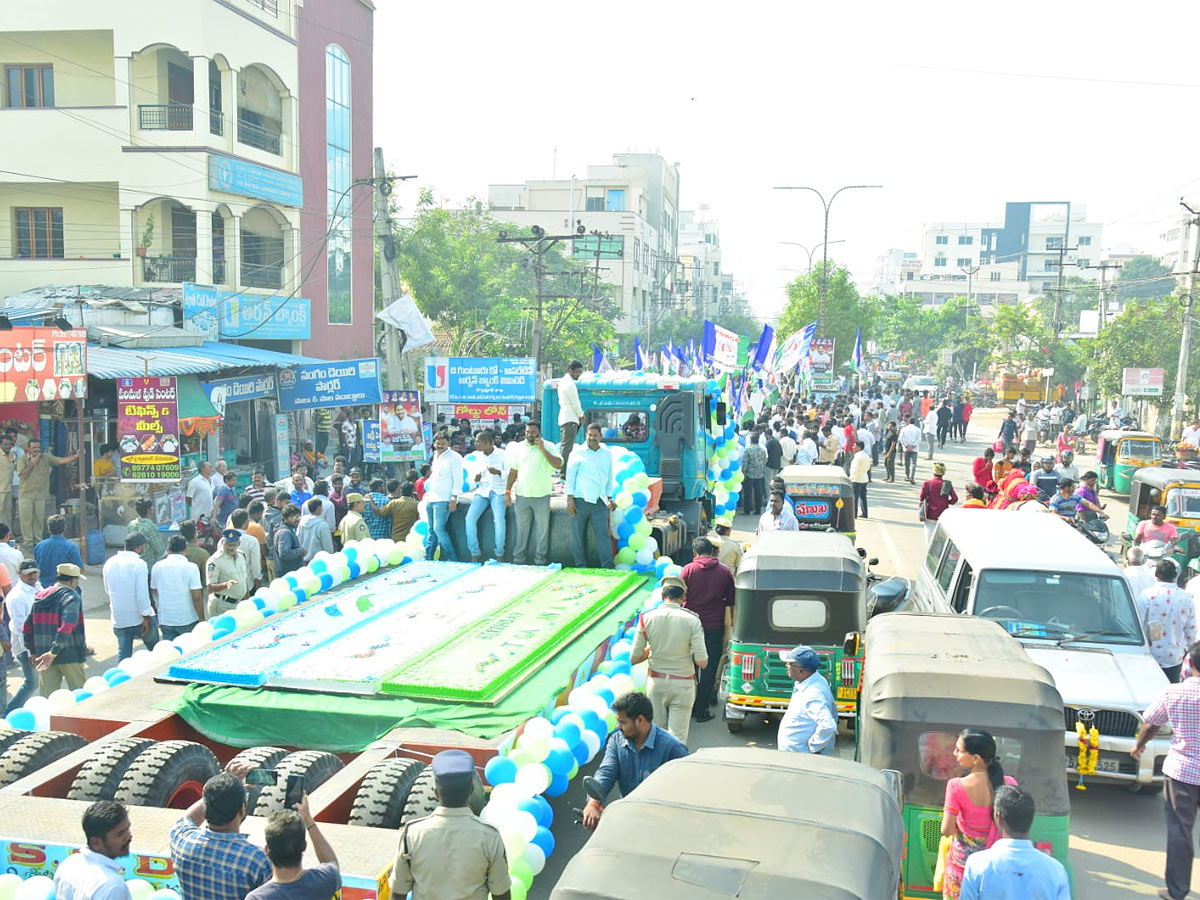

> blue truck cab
[542,373,713,539]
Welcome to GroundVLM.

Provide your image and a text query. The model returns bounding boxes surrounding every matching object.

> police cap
[431,749,475,787]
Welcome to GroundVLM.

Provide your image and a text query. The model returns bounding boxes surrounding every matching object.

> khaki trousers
[38,663,86,696]
[647,675,696,745]
[18,491,45,544]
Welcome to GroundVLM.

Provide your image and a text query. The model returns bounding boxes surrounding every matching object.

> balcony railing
[213,259,226,285]
[247,0,278,14]
[142,255,196,283]
[242,262,283,289]
[210,108,223,136]
[138,104,193,131]
[237,116,282,155]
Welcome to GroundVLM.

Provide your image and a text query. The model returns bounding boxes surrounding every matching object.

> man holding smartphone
[505,422,561,567]
[246,792,339,900]
[171,761,271,900]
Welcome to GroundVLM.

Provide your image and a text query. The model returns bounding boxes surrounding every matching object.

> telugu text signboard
[182,283,311,341]
[423,357,537,403]
[0,327,87,403]
[117,376,181,482]
[276,358,382,411]
[434,402,524,423]
[202,373,277,416]
[378,390,426,463]
[207,153,304,207]
[1122,367,1165,397]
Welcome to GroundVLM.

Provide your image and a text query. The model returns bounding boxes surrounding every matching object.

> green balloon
[634,520,652,536]
[507,748,533,769]
[510,859,534,891]
[628,533,646,551]
[616,547,637,565]
[509,880,528,900]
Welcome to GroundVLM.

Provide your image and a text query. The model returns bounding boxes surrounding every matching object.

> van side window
[952,563,974,613]
[925,530,948,576]
[936,543,961,594]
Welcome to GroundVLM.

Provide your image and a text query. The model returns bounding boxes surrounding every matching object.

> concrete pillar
[194,206,212,285]
[191,56,208,140]
[228,211,241,290]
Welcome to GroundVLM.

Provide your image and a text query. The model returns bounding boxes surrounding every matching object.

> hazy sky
[374,1,1200,321]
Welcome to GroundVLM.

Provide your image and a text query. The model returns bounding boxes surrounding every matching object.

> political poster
[379,390,426,463]
[809,337,836,374]
[117,376,181,482]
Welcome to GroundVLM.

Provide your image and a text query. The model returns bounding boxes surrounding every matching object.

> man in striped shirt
[23,562,87,694]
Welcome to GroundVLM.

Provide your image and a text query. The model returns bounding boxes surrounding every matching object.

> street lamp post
[774,184,882,335]
[778,239,845,271]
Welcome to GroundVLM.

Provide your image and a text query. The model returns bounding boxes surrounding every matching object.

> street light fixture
[774,184,882,335]
[778,239,846,271]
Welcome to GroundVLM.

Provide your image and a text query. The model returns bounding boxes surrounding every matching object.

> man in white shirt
[4,559,40,713]
[849,440,871,519]
[795,431,818,466]
[922,407,939,460]
[557,360,586,475]
[566,424,615,568]
[210,460,228,495]
[186,461,215,522]
[151,535,203,640]
[1124,547,1158,601]
[899,418,923,484]
[103,533,157,661]
[757,492,800,534]
[53,800,134,900]
[1182,419,1200,447]
[464,429,509,562]
[778,428,797,467]
[0,523,22,584]
[424,432,463,562]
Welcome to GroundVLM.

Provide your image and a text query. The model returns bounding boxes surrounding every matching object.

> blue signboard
[276,358,382,411]
[363,421,381,463]
[208,154,304,208]
[202,373,277,415]
[182,283,311,341]
[423,357,537,403]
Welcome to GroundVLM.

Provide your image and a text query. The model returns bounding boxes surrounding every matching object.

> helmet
[1143,539,1168,559]
[1041,456,1055,465]
[1061,450,1074,461]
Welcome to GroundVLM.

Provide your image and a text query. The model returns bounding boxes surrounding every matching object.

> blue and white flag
[777,322,817,372]
[660,343,674,376]
[750,324,775,373]
[634,338,645,372]
[851,326,863,373]
[592,344,612,374]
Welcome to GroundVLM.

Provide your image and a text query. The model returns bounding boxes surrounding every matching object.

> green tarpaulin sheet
[163,582,651,752]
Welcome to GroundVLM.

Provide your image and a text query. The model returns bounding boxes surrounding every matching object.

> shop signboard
[202,372,277,416]
[182,283,311,341]
[433,402,525,424]
[277,358,382,411]
[274,414,290,481]
[378,390,427,463]
[423,357,537,403]
[809,337,836,374]
[0,327,87,403]
[1122,367,1164,397]
[208,153,304,208]
[117,376,181,482]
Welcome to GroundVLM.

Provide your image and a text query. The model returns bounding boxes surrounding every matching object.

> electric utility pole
[372,147,417,389]
[1050,243,1078,330]
[960,265,979,308]
[1171,201,1200,437]
[1080,261,1120,331]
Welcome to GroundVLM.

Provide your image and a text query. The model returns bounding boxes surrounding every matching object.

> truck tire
[253,750,344,816]
[400,767,439,824]
[0,727,27,757]
[0,731,87,788]
[68,738,155,801]
[348,758,425,829]
[227,746,288,810]
[115,740,220,809]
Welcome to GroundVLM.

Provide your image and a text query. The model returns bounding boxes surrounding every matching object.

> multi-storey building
[0,0,374,358]
[488,153,680,336]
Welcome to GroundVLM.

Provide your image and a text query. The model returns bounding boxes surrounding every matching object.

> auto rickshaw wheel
[1126,782,1146,794]
[725,719,744,734]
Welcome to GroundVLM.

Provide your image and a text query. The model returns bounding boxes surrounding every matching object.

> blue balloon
[284,575,300,588]
[720,468,731,481]
[319,572,335,591]
[616,522,634,540]
[728,458,741,472]
[414,520,429,536]
[544,770,570,797]
[102,667,121,681]
[553,719,582,747]
[715,435,726,447]
[533,794,554,828]
[654,557,671,577]
[549,706,571,724]
[624,507,643,524]
[604,427,618,439]
[533,825,556,857]
[632,491,650,507]
[73,690,93,702]
[545,746,574,777]
[593,687,615,707]
[728,491,740,505]
[570,739,589,767]
[309,559,328,574]
[579,709,606,738]
[5,709,36,730]
[107,670,131,686]
[343,546,359,561]
[725,424,736,439]
[348,561,361,578]
[517,797,542,821]
[609,660,632,676]
[484,754,518,786]
[211,614,237,633]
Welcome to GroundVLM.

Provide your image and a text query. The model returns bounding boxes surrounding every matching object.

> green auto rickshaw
[551,747,905,900]
[857,612,1071,899]
[1123,466,1200,574]
[780,464,855,539]
[723,531,865,732]
[1096,429,1162,494]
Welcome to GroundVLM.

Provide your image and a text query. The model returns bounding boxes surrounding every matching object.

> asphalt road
[534,408,1186,900]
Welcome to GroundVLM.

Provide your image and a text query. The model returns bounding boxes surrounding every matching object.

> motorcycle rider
[1048,479,1079,523]
[1073,471,1107,521]
[1056,449,1079,482]
[1028,457,1061,501]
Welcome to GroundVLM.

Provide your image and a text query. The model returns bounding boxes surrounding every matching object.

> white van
[910,508,1171,787]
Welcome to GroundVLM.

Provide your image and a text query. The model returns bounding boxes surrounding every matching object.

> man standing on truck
[557,360,586,475]
[566,423,615,568]
[391,749,512,900]
[506,421,562,567]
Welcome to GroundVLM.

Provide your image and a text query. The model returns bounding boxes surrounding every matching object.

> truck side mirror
[582,774,606,803]
[716,401,727,427]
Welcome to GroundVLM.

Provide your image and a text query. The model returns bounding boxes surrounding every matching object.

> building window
[934,258,947,267]
[906,271,914,280]
[5,65,54,108]
[325,45,352,325]
[1044,258,1058,271]
[1046,236,1063,250]
[957,257,972,267]
[1078,235,1091,246]
[935,235,948,245]
[13,207,63,258]
[1077,258,1090,268]
[958,235,973,245]
[990,271,1002,282]
[606,189,625,212]
[712,262,719,276]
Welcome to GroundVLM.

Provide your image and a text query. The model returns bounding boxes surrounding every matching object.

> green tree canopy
[778,262,878,368]
[1090,296,1196,406]
[1116,255,1177,302]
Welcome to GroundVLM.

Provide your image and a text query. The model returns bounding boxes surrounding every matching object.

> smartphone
[245,768,277,786]
[284,773,305,809]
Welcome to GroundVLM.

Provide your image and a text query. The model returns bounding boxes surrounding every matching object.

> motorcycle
[1075,503,1109,546]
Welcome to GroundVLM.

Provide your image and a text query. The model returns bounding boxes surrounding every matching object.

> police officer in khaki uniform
[707,516,743,575]
[630,576,707,744]
[390,749,512,900]
[205,529,250,619]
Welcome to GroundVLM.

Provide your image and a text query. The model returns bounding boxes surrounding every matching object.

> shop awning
[177,374,222,438]
[87,341,322,379]
[156,341,322,369]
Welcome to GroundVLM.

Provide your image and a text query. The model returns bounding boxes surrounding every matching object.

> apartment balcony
[141,255,196,284]
[237,117,282,156]
[138,104,193,131]
[241,262,283,289]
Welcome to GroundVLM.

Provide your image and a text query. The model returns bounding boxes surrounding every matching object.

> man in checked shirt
[1134,641,1200,900]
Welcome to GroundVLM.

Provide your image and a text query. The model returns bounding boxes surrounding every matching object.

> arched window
[325,45,351,324]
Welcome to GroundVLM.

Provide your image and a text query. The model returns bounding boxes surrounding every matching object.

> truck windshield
[974,570,1143,644]
[589,410,648,442]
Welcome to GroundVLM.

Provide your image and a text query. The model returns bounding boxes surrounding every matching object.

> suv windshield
[974,570,1143,645]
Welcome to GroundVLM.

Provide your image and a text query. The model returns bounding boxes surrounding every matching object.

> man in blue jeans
[102,533,158,661]
[464,430,508,562]
[3,560,41,713]
[566,424,615,568]
[423,432,463,562]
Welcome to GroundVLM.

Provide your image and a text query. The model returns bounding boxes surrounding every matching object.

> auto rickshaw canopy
[858,612,1069,813]
[1098,429,1161,462]
[735,531,863,592]
[549,747,904,900]
[779,464,856,532]
[1129,466,1200,521]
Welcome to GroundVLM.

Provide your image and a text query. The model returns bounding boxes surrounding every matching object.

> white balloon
[192,621,215,643]
[487,782,523,813]
[510,809,539,842]
[513,763,551,798]
[23,696,49,713]
[83,676,109,695]
[47,689,74,711]
[522,842,546,876]
[581,729,602,760]
[523,717,553,741]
